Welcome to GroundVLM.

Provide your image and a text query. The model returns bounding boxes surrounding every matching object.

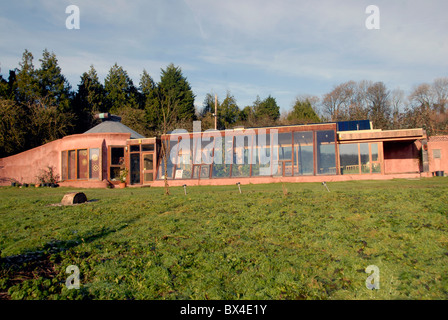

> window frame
[61,147,102,181]
[108,145,126,182]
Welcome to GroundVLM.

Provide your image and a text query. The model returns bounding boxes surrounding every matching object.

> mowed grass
[0,178,448,300]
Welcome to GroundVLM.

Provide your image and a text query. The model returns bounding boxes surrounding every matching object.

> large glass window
[274,132,292,177]
[158,138,177,179]
[77,149,88,179]
[232,135,252,178]
[89,148,100,180]
[339,142,381,174]
[68,150,76,180]
[61,151,67,180]
[360,143,370,174]
[293,131,314,175]
[252,132,271,176]
[371,143,381,173]
[62,148,100,181]
[316,130,336,175]
[191,136,214,179]
[175,136,193,179]
[212,135,232,178]
[339,144,359,174]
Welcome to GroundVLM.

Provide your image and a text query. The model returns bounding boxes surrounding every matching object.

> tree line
[1,48,447,158]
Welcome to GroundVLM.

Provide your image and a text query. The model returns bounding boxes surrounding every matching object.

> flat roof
[338,128,426,143]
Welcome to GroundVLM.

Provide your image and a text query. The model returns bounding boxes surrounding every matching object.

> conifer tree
[144,63,196,130]
[255,95,280,121]
[15,49,39,104]
[287,98,321,124]
[104,63,139,113]
[73,65,105,132]
[218,91,240,129]
[37,49,72,113]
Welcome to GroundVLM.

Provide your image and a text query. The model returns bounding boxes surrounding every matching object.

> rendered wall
[428,135,448,175]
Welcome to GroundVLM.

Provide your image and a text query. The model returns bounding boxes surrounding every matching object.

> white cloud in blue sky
[1,0,447,113]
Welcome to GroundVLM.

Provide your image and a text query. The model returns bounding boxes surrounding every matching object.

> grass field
[1,178,447,300]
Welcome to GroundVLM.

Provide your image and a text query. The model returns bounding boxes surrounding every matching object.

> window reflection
[293,131,314,175]
[316,131,336,175]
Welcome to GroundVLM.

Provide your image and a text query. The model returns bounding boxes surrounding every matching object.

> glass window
[316,130,336,175]
[68,150,76,180]
[232,135,251,178]
[360,143,370,174]
[252,132,271,176]
[142,144,154,152]
[212,135,231,178]
[371,143,379,162]
[143,154,154,182]
[110,167,121,181]
[111,147,124,166]
[176,136,193,179]
[77,149,88,179]
[192,165,199,179]
[194,137,215,166]
[130,153,141,184]
[109,147,125,181]
[200,165,211,179]
[278,132,292,161]
[144,173,153,181]
[61,151,67,180]
[273,132,292,177]
[89,148,100,180]
[371,143,381,173]
[339,144,359,175]
[144,154,154,171]
[158,139,176,179]
[130,145,140,152]
[283,161,293,176]
[293,131,314,175]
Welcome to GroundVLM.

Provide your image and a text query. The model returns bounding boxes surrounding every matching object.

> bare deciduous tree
[156,88,179,196]
[322,81,358,121]
[366,82,391,130]
[432,77,448,113]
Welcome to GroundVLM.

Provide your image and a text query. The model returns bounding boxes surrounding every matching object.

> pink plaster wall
[0,133,131,187]
[428,136,448,174]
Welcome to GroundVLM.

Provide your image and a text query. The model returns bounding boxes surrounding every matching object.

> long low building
[0,116,446,188]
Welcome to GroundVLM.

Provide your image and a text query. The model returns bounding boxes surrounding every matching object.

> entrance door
[142,152,155,183]
[130,153,141,185]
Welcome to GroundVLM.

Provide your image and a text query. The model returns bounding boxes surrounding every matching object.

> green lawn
[1,178,448,300]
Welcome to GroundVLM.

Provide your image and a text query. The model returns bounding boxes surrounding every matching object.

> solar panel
[336,120,371,131]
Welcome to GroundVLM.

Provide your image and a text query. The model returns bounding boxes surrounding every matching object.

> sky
[1,0,447,114]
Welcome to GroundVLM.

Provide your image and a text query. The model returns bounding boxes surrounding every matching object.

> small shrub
[36,166,60,184]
